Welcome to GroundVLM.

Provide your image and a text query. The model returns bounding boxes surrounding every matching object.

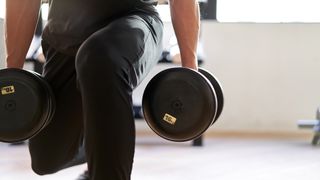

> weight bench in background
[297,107,320,145]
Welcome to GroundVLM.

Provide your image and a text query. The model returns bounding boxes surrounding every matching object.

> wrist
[6,57,24,69]
[181,59,198,70]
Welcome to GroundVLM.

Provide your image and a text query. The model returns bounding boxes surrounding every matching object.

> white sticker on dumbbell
[1,86,15,95]
[163,113,177,125]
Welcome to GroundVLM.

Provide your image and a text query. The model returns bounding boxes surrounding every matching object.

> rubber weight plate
[0,68,54,143]
[31,71,56,127]
[198,68,224,123]
[142,68,218,142]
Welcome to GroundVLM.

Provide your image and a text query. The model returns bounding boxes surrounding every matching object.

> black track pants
[28,13,163,180]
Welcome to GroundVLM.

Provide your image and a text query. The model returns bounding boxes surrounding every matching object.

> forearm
[5,0,41,68]
[169,0,200,70]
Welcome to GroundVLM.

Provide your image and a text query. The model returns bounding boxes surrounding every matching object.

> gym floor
[0,131,319,180]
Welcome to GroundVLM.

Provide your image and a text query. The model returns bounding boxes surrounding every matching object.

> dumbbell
[0,68,55,143]
[142,67,224,142]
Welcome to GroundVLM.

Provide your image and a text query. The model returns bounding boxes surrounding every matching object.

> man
[5,0,200,179]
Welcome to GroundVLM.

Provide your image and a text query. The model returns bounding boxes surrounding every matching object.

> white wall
[136,22,320,133]
[201,22,320,132]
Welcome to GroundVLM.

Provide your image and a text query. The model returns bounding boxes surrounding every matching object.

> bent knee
[76,41,125,74]
[76,42,132,85]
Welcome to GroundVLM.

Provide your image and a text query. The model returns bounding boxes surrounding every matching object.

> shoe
[76,170,89,180]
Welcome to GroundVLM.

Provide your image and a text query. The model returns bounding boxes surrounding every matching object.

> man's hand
[5,0,41,68]
[169,0,200,70]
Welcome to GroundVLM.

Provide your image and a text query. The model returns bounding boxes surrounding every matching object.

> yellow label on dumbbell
[1,86,15,95]
[163,113,177,125]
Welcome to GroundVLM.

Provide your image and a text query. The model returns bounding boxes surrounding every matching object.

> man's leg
[75,14,163,180]
[29,42,86,175]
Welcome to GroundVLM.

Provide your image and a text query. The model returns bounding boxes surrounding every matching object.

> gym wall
[201,21,320,133]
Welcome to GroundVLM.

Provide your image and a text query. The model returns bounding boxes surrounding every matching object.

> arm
[169,0,200,70]
[5,0,41,68]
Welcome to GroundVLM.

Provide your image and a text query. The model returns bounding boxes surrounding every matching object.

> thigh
[77,13,164,89]
[29,41,85,173]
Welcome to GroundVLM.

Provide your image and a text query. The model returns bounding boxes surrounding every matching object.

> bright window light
[156,5,171,22]
[217,0,320,22]
[41,3,49,20]
[2,1,320,23]
[0,0,5,19]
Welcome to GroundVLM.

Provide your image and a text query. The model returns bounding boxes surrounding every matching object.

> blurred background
[1,0,320,180]
[1,0,320,133]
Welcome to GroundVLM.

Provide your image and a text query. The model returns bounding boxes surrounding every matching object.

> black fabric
[43,0,159,55]
[30,12,163,180]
